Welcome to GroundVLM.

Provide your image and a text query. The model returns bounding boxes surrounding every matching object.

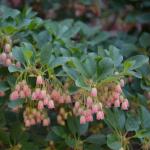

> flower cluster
[32,88,55,110]
[73,91,104,124]
[9,75,129,126]
[51,89,71,104]
[0,51,13,66]
[10,75,72,127]
[0,42,21,67]
[101,80,129,110]
[10,80,31,100]
[23,107,50,127]
[73,79,129,124]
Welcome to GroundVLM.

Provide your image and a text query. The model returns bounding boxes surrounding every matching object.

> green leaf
[12,47,25,65]
[136,13,150,24]
[75,77,90,90]
[88,31,111,46]
[21,42,35,62]
[0,110,6,127]
[108,46,123,67]
[140,106,150,129]
[62,23,81,39]
[28,17,43,29]
[51,57,71,68]
[114,109,126,130]
[72,57,87,78]
[139,32,150,48]
[63,66,78,80]
[0,6,20,19]
[65,137,76,148]
[105,109,125,130]
[0,129,10,145]
[135,129,150,139]
[83,54,96,78]
[141,81,150,91]
[46,131,62,142]
[23,50,33,60]
[52,126,67,139]
[10,122,23,141]
[21,142,39,150]
[127,55,149,70]
[40,44,53,65]
[34,31,51,48]
[2,25,18,34]
[123,60,135,71]
[107,134,122,150]
[0,81,9,91]
[67,116,77,135]
[78,122,89,136]
[84,143,103,150]
[98,57,114,80]
[127,70,142,78]
[125,114,140,131]
[8,65,24,73]
[8,99,24,109]
[86,134,106,145]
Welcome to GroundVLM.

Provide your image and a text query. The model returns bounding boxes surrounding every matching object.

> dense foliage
[0,2,150,150]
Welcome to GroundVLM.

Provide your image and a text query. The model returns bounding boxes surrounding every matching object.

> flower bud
[91,87,97,97]
[114,99,120,107]
[4,43,11,53]
[25,119,31,127]
[5,58,12,66]
[120,79,125,87]
[121,99,129,110]
[43,97,49,105]
[92,104,99,113]
[10,91,19,100]
[96,111,104,120]
[115,84,122,93]
[86,96,93,107]
[75,101,80,109]
[51,90,60,101]
[43,118,50,126]
[0,91,5,97]
[36,75,43,85]
[48,100,55,109]
[19,90,25,99]
[65,95,71,103]
[37,101,44,110]
[80,116,86,124]
[1,53,7,61]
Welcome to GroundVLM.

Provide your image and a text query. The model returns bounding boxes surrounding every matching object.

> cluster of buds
[51,89,71,104]
[74,88,104,124]
[32,75,55,110]
[24,75,71,127]
[73,79,129,124]
[57,108,69,126]
[102,80,129,110]
[32,88,55,110]
[23,107,50,127]
[0,42,21,67]
[34,75,71,110]
[0,51,13,66]
[10,80,31,100]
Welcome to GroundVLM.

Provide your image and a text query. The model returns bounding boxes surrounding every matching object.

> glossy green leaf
[107,134,122,150]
